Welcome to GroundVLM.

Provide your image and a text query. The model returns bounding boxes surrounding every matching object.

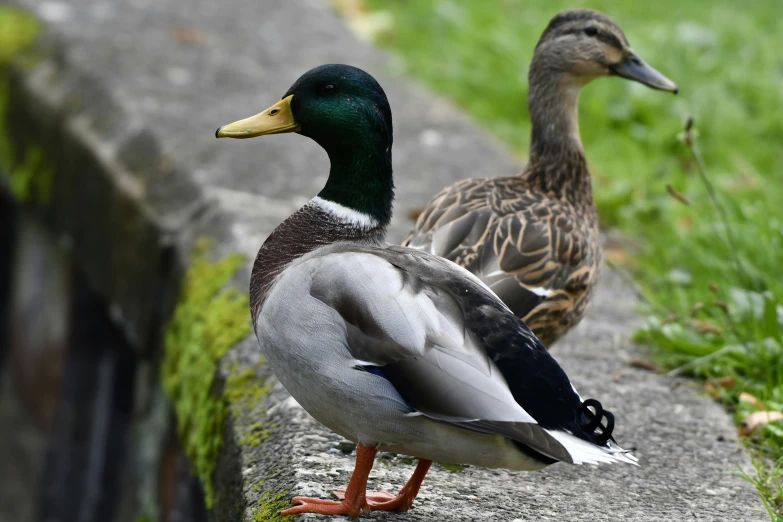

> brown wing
[403,178,495,267]
[403,176,600,346]
[482,187,601,345]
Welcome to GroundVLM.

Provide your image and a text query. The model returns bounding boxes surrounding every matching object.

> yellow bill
[215,95,300,139]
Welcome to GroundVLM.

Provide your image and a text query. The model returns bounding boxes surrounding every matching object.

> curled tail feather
[543,398,638,466]
[578,398,615,446]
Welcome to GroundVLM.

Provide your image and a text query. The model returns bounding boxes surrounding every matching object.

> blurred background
[1,0,782,520]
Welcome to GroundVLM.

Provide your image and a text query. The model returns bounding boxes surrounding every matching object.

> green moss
[4,142,55,205]
[0,7,39,63]
[437,462,466,473]
[225,367,275,450]
[239,422,270,448]
[249,491,293,522]
[162,240,251,510]
[0,8,51,206]
[225,368,274,411]
[249,479,266,495]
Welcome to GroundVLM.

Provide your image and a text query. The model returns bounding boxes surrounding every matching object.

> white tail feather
[546,430,639,466]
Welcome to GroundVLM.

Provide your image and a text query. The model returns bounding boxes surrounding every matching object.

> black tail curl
[578,399,615,446]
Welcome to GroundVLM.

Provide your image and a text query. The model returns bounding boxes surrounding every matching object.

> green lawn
[351,0,783,516]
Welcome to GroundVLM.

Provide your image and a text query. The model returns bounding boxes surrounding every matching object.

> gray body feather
[254,228,636,468]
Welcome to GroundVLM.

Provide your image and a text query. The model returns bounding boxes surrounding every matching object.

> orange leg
[282,444,377,517]
[331,458,433,513]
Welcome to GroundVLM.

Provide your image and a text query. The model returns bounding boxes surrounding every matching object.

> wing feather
[293,244,632,466]
[302,247,589,462]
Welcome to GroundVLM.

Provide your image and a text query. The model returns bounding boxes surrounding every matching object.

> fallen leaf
[705,381,720,399]
[738,392,761,408]
[714,376,736,388]
[628,359,665,374]
[332,0,368,16]
[739,411,783,436]
[173,27,204,44]
[704,377,736,399]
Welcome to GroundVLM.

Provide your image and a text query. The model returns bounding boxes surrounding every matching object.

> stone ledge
[1,0,764,520]
[5,44,205,348]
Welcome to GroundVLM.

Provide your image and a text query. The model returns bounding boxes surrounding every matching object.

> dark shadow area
[0,185,16,382]
[0,198,209,522]
[36,269,137,522]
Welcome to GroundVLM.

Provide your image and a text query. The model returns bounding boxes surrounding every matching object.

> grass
[339,0,783,517]
[0,7,38,64]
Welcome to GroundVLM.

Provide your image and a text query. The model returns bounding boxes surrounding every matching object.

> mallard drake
[216,64,636,518]
[403,9,677,347]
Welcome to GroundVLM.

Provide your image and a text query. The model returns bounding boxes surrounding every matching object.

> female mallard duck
[403,9,677,347]
[216,63,636,518]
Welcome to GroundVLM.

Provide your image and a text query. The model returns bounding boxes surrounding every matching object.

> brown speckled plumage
[403,9,666,347]
[404,156,600,347]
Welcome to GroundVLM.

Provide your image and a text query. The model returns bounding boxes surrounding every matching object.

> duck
[216,63,637,518]
[403,9,678,347]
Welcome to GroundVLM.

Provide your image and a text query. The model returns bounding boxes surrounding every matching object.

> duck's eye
[583,26,598,37]
[321,84,337,95]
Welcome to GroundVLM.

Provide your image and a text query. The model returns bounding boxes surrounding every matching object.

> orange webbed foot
[281,496,366,517]
[330,488,416,512]
[331,488,397,504]
[278,449,433,517]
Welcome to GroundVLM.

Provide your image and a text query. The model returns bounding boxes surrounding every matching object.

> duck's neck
[318,137,394,229]
[524,63,592,206]
[250,139,392,320]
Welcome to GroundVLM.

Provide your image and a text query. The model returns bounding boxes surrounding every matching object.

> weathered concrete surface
[223,268,761,522]
[1,0,763,520]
